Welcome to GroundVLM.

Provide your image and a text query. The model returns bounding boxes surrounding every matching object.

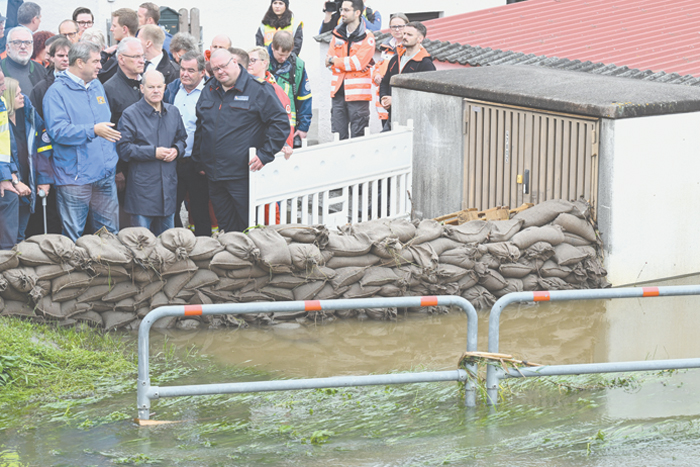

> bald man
[116,70,187,236]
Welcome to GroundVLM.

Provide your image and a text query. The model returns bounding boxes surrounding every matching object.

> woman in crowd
[3,78,53,242]
[255,0,303,56]
[30,31,55,67]
[373,13,409,131]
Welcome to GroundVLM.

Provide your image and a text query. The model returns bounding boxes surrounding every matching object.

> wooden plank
[546,117,555,200]
[474,105,484,210]
[488,106,498,209]
[496,108,505,207]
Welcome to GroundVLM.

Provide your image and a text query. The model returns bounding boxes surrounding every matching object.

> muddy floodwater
[4,274,700,466]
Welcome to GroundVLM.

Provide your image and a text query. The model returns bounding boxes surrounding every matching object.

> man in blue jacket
[43,41,122,241]
[192,48,288,233]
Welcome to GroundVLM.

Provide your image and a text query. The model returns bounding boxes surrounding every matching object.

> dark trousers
[208,177,249,233]
[24,189,62,237]
[174,158,211,237]
[331,96,370,140]
[0,191,18,249]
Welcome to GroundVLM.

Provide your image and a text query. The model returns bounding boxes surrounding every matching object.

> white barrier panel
[249,122,413,229]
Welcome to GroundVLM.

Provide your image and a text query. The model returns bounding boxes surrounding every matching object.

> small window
[405,11,443,22]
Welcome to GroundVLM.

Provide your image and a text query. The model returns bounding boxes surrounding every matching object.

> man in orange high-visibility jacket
[325,0,375,140]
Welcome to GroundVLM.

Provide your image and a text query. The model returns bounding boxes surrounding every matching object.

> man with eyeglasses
[58,20,80,44]
[192,48,288,233]
[0,26,47,97]
[325,0,375,140]
[72,7,94,39]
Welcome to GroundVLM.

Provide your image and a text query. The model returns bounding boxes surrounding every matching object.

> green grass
[0,317,137,408]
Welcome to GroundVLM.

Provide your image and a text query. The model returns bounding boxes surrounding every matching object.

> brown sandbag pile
[0,199,607,330]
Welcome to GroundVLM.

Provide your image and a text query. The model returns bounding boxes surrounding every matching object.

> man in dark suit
[139,24,178,85]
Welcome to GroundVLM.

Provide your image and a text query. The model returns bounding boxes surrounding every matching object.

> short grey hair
[80,27,106,50]
[116,37,142,58]
[170,32,198,54]
[68,41,100,66]
[17,2,41,25]
[6,26,33,43]
[179,51,205,72]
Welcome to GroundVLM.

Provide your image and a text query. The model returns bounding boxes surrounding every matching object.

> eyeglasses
[63,32,78,38]
[211,57,233,73]
[77,21,93,27]
[249,58,259,64]
[8,40,32,47]
[121,54,146,60]
[390,25,405,30]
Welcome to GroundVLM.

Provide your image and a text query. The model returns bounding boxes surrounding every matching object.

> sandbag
[339,218,393,243]
[76,285,112,303]
[359,267,400,287]
[326,232,373,257]
[184,269,220,290]
[457,270,479,290]
[297,266,336,281]
[219,232,261,261]
[292,281,326,301]
[537,277,574,291]
[5,267,38,292]
[91,263,130,279]
[239,276,271,293]
[499,262,534,279]
[248,228,292,270]
[477,253,500,270]
[288,243,324,270]
[411,219,443,245]
[61,299,91,318]
[553,213,596,242]
[443,220,490,244]
[73,310,103,327]
[511,225,565,250]
[272,224,329,247]
[35,296,64,319]
[462,285,496,310]
[29,234,75,264]
[326,254,380,269]
[161,259,197,277]
[494,278,524,298]
[163,272,194,299]
[118,228,158,265]
[131,265,158,283]
[269,274,307,289]
[76,232,131,266]
[261,286,295,301]
[189,236,225,261]
[15,241,54,267]
[523,241,556,261]
[0,251,19,272]
[540,260,572,279]
[133,281,166,307]
[215,277,250,292]
[371,237,403,259]
[379,283,405,297]
[1,300,36,317]
[425,237,462,256]
[52,286,88,303]
[315,283,348,300]
[485,242,520,263]
[331,267,366,289]
[102,282,140,302]
[563,232,592,246]
[521,274,540,291]
[552,243,589,266]
[513,199,579,228]
[478,268,508,292]
[227,265,270,279]
[405,244,438,270]
[342,283,381,299]
[103,311,137,330]
[488,219,524,243]
[364,307,397,321]
[159,228,197,260]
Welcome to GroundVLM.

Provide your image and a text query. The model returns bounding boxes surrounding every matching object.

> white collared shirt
[173,79,205,158]
[145,51,163,73]
[64,70,91,89]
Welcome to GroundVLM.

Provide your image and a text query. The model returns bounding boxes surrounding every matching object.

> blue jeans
[131,214,174,237]
[55,174,119,241]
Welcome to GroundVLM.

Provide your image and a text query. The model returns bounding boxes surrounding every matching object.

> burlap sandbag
[457,270,479,290]
[219,232,261,261]
[150,292,169,308]
[405,244,438,270]
[89,275,129,287]
[189,237,225,261]
[297,265,336,281]
[512,225,565,250]
[343,283,381,299]
[292,280,326,301]
[331,267,366,289]
[438,246,479,269]
[379,283,405,297]
[494,278,524,298]
[248,228,292,271]
[102,282,140,302]
[563,232,592,246]
[364,307,397,321]
[272,224,329,246]
[462,285,496,310]
[326,231,373,257]
[1,300,36,317]
[61,299,92,318]
[425,237,462,256]
[227,265,270,279]
[553,213,596,242]
[52,286,88,303]
[377,249,414,268]
[339,218,393,243]
[288,243,324,270]
[119,227,158,265]
[133,281,166,307]
[261,286,294,301]
[409,219,443,245]
[238,291,271,302]
[523,241,556,261]
[371,237,403,260]
[200,287,237,303]
[566,263,589,285]
[115,297,137,312]
[578,245,597,259]
[91,263,130,279]
[477,253,500,270]
[184,269,220,290]
[499,262,534,279]
[485,242,521,263]
[76,231,132,266]
[5,267,38,292]
[326,254,380,269]
[513,199,580,228]
[159,228,197,260]
[537,277,574,291]
[15,241,54,267]
[434,264,471,284]
[163,272,194,299]
[443,220,490,244]
[27,234,75,264]
[35,296,64,319]
[161,259,198,276]
[540,260,572,279]
[215,277,250,292]
[359,267,400,287]
[102,311,137,330]
[73,310,103,327]
[521,274,540,291]
[269,274,306,289]
[478,268,508,293]
[0,250,19,272]
[315,282,348,300]
[273,310,308,321]
[131,266,158,283]
[188,290,213,306]
[552,243,589,266]
[92,301,114,312]
[489,219,524,243]
[76,285,111,303]
[239,276,271,293]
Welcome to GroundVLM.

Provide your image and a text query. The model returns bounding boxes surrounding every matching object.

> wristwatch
[11,178,19,186]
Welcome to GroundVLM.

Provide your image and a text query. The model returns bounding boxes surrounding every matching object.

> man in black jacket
[104,37,145,126]
[116,70,187,236]
[140,24,178,85]
[99,8,139,84]
[379,21,435,127]
[192,49,289,232]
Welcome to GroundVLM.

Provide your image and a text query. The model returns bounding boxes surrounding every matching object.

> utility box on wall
[391,66,700,285]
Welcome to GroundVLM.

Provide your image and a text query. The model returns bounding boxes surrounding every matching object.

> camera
[324,1,342,12]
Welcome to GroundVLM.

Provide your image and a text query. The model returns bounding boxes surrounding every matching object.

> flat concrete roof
[392,65,700,118]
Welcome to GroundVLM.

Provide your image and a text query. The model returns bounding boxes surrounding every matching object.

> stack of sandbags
[0,199,607,330]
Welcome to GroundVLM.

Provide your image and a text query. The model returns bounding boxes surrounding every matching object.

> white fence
[249,122,414,229]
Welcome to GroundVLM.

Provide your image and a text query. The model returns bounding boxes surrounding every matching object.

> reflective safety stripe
[345,78,372,86]
[37,144,52,153]
[0,153,9,163]
[351,55,362,70]
[297,93,312,101]
[344,57,351,70]
[345,88,373,96]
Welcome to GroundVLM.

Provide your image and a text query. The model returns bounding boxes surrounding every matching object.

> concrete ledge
[392,65,700,119]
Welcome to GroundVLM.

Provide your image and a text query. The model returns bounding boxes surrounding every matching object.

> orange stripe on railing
[305,300,322,311]
[421,296,439,307]
[533,291,550,302]
[184,305,202,316]
[642,287,660,297]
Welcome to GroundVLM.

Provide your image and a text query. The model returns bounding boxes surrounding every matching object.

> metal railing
[137,295,478,421]
[485,285,700,405]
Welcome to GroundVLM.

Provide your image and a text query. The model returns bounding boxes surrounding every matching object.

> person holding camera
[325,0,375,140]
[320,0,381,34]
[256,0,304,57]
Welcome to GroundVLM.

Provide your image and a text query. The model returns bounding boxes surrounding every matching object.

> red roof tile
[423,0,700,76]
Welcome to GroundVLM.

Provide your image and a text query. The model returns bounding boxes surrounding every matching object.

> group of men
[0,0,434,249]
